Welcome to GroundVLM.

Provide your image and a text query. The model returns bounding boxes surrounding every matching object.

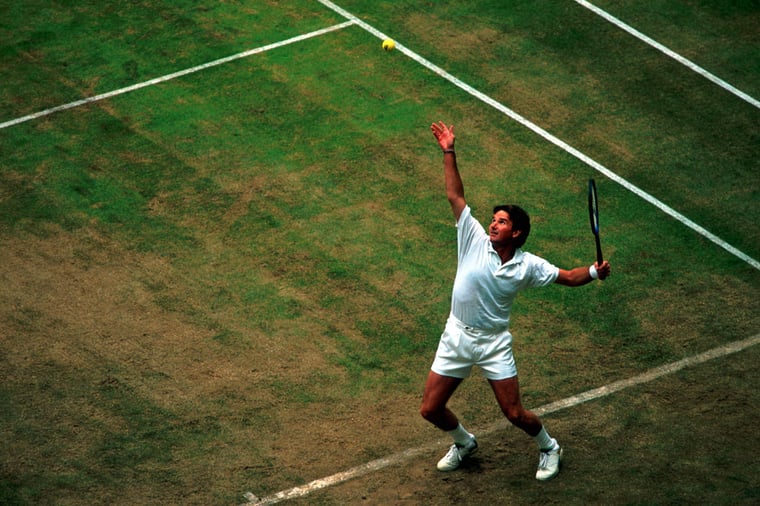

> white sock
[447,423,474,445]
[534,426,556,451]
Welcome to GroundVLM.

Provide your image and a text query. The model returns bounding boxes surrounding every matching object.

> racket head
[588,178,600,235]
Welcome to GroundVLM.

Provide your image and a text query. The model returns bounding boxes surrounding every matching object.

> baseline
[242,333,760,504]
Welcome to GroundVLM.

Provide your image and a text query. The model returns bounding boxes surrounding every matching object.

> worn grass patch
[1,1,758,504]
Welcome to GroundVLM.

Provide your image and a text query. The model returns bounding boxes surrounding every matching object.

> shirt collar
[488,244,525,266]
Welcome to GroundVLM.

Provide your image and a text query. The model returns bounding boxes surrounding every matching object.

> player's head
[492,204,531,248]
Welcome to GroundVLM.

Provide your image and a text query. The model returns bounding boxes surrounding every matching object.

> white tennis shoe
[437,437,478,471]
[536,443,563,481]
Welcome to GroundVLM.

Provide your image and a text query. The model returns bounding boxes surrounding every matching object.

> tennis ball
[382,39,395,51]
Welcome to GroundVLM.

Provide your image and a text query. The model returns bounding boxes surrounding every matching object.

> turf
[1,0,758,504]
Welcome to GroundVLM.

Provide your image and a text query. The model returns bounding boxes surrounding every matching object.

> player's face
[489,210,519,245]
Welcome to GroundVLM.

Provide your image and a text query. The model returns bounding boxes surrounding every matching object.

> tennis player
[421,121,611,480]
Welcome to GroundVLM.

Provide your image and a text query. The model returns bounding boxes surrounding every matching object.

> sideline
[4,4,757,270]
[315,0,760,272]
[0,21,355,130]
[242,333,760,505]
[575,0,760,110]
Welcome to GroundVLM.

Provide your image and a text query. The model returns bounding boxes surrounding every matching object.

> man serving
[420,121,611,480]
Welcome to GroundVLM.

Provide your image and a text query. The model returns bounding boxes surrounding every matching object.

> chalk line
[0,21,355,130]
[575,0,760,110]
[242,333,760,504]
[315,0,760,271]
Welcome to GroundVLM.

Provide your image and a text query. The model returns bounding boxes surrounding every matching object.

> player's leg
[420,371,461,430]
[488,376,542,434]
[489,377,563,480]
[420,371,478,471]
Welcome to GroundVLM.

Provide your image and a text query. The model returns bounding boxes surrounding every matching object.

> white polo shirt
[450,206,559,331]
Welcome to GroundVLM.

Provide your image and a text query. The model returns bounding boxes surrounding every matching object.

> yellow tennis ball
[382,39,395,51]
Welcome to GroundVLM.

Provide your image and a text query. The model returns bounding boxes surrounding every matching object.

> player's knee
[504,406,525,425]
[419,403,441,422]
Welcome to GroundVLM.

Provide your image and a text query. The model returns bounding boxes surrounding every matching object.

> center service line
[315,0,760,272]
[242,333,760,504]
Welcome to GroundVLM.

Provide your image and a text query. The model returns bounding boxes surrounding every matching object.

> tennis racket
[587,178,604,265]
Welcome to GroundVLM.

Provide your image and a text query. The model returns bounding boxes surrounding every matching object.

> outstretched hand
[431,121,455,151]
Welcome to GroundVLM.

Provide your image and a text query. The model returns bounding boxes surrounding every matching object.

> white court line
[316,0,760,271]
[242,333,760,505]
[0,21,355,130]
[3,3,757,270]
[575,0,760,110]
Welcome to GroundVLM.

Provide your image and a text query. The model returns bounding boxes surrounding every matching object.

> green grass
[1,0,758,504]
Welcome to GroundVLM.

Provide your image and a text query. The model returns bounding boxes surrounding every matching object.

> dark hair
[493,204,531,248]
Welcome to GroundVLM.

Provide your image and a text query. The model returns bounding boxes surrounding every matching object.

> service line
[0,21,355,130]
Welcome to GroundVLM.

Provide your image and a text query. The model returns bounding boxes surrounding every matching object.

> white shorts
[431,314,517,380]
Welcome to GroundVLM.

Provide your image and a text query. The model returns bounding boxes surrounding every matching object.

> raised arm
[431,121,466,222]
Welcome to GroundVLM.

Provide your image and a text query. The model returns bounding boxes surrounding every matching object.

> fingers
[431,122,455,152]
[430,121,453,137]
[596,260,611,280]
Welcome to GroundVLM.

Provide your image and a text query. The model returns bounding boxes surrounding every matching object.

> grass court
[1,1,758,504]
